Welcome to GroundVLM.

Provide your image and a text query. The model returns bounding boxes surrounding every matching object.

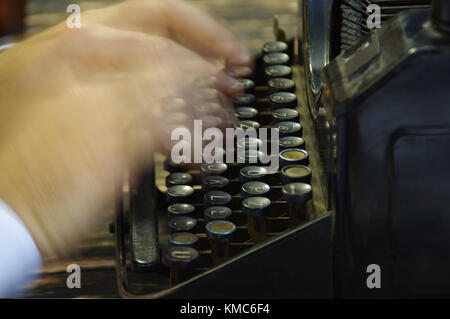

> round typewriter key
[236,137,263,150]
[272,108,300,123]
[267,77,296,94]
[281,165,312,184]
[269,92,297,109]
[169,232,199,248]
[194,102,222,114]
[162,246,199,286]
[203,190,232,208]
[206,220,236,264]
[236,79,255,93]
[235,120,261,130]
[279,136,305,150]
[165,112,189,125]
[193,75,217,88]
[204,206,233,223]
[282,182,313,226]
[167,185,194,204]
[237,149,265,165]
[201,162,228,177]
[239,166,268,183]
[280,148,309,167]
[234,107,258,120]
[168,216,197,234]
[242,197,271,243]
[194,87,219,101]
[227,66,253,78]
[202,175,230,193]
[232,93,256,107]
[275,121,303,137]
[262,41,288,54]
[264,65,292,80]
[166,172,193,188]
[202,115,223,128]
[164,159,188,173]
[263,52,290,67]
[167,203,196,219]
[242,181,270,198]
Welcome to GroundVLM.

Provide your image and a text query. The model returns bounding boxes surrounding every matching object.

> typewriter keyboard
[116,38,329,296]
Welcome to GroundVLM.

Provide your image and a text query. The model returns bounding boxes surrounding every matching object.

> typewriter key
[201,162,228,177]
[281,165,312,184]
[202,175,231,193]
[264,65,292,80]
[204,206,233,223]
[167,203,196,219]
[235,120,261,130]
[194,102,222,114]
[236,137,263,150]
[269,92,297,109]
[165,97,187,112]
[202,115,223,128]
[169,232,199,248]
[242,196,271,243]
[272,108,300,123]
[206,220,236,264]
[164,159,188,173]
[239,166,268,183]
[166,172,193,188]
[262,41,288,54]
[237,149,265,165]
[236,79,255,93]
[194,87,219,101]
[227,66,253,78]
[232,93,256,107]
[275,121,303,138]
[164,112,189,125]
[268,78,296,94]
[162,246,199,286]
[279,136,305,150]
[234,107,259,120]
[282,182,313,226]
[203,190,232,208]
[167,185,194,204]
[242,181,270,198]
[168,216,197,234]
[263,52,290,67]
[280,148,310,167]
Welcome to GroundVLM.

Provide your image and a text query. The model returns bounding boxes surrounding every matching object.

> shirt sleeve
[0,200,42,298]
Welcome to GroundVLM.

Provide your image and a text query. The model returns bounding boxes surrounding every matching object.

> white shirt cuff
[0,200,42,298]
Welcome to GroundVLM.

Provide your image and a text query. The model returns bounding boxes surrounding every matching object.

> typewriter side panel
[326,9,450,297]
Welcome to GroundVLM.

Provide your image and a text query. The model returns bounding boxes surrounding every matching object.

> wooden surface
[22,0,297,298]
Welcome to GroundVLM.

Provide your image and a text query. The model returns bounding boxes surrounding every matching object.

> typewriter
[113,0,450,298]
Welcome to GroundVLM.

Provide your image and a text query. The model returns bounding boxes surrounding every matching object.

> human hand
[0,0,251,259]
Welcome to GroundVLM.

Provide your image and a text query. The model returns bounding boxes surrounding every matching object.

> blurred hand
[0,0,251,259]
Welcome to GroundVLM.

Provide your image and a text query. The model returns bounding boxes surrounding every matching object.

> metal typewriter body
[114,0,450,298]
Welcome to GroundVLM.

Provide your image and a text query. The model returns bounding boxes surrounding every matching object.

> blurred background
[25,0,297,53]
[0,0,297,297]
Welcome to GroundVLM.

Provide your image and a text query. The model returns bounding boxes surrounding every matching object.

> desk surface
[23,0,296,298]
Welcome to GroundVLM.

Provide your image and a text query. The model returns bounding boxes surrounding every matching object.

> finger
[94,0,252,67]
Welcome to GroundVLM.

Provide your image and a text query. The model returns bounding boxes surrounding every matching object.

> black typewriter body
[113,0,450,298]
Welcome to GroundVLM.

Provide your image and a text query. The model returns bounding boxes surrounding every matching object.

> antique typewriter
[113,0,450,298]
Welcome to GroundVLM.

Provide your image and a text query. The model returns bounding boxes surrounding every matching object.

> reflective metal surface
[302,0,333,118]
